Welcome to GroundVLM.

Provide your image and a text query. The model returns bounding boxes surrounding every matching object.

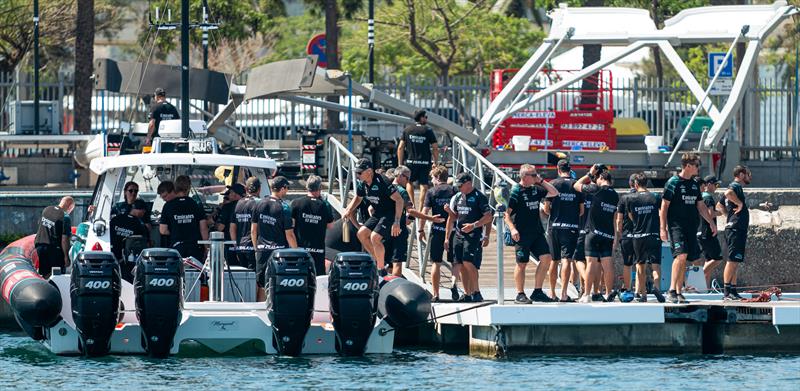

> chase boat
[0,121,430,357]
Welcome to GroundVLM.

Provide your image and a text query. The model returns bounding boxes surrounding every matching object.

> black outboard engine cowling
[134,248,183,358]
[265,249,316,356]
[70,251,121,356]
[328,252,379,356]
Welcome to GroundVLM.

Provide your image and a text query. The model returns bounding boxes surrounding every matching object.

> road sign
[708,52,733,78]
[306,34,327,68]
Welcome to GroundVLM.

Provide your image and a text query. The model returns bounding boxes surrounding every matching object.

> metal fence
[2,71,798,160]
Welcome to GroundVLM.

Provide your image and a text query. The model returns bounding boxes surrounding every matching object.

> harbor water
[1,332,797,390]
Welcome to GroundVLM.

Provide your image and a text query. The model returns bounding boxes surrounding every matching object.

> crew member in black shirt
[34,196,74,278]
[110,202,149,282]
[660,153,717,303]
[504,164,558,303]
[721,165,766,301]
[445,173,493,303]
[343,158,404,270]
[398,109,440,209]
[215,183,244,265]
[574,165,619,303]
[230,177,260,270]
[617,172,664,303]
[291,175,334,275]
[146,87,180,145]
[159,175,209,260]
[423,165,460,301]
[697,175,725,291]
[543,160,583,302]
[616,176,637,298]
[112,181,152,230]
[251,176,297,301]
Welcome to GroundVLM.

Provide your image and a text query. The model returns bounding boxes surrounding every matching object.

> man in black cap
[445,173,493,302]
[398,109,440,209]
[697,175,725,290]
[343,158,405,270]
[231,177,261,270]
[146,87,180,145]
[251,176,297,301]
[215,183,244,265]
[291,175,335,275]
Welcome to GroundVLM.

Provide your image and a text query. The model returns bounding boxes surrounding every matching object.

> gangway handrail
[324,137,359,215]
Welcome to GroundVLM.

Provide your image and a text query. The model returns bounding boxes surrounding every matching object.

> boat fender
[377,278,431,329]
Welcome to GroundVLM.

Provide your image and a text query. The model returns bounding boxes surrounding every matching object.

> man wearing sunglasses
[660,153,717,303]
[113,181,152,230]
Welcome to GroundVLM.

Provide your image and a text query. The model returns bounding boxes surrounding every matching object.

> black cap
[355,158,372,175]
[557,159,571,172]
[154,87,166,97]
[703,175,721,185]
[455,173,472,186]
[271,176,290,190]
[414,109,427,122]
[224,183,246,197]
[132,199,147,210]
[245,177,261,193]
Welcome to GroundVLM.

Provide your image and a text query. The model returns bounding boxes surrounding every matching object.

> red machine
[490,69,616,151]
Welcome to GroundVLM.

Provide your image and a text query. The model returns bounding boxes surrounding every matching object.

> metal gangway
[324,135,578,303]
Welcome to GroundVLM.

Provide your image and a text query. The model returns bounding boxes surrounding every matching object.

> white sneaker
[577,295,592,304]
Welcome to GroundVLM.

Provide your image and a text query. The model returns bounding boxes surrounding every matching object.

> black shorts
[429,229,454,263]
[698,235,722,261]
[453,233,482,269]
[514,232,550,263]
[255,247,285,288]
[585,232,613,259]
[236,250,256,270]
[407,162,432,186]
[36,244,64,277]
[364,214,393,239]
[620,237,635,266]
[668,226,701,261]
[633,236,661,265]
[573,232,587,262]
[549,229,578,261]
[384,228,408,264]
[725,228,747,263]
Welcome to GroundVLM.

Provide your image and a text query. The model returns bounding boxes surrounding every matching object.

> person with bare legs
[542,160,583,302]
[422,165,460,301]
[696,176,725,291]
[398,109,440,209]
[616,176,637,302]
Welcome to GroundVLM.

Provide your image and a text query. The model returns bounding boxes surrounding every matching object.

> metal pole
[180,0,190,138]
[368,0,375,86]
[101,90,106,156]
[33,0,40,134]
[202,2,209,114]
[495,206,505,305]
[347,75,353,152]
[200,231,234,302]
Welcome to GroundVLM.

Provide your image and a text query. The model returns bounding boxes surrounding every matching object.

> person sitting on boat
[251,176,297,302]
[112,181,152,230]
[145,87,179,146]
[159,175,209,260]
[34,196,75,278]
[110,201,149,281]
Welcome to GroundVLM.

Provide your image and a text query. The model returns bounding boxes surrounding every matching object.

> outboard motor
[70,251,121,356]
[134,248,183,358]
[265,249,316,356]
[328,252,379,356]
[378,278,432,329]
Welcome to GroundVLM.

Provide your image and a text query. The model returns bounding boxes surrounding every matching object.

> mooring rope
[378,300,496,336]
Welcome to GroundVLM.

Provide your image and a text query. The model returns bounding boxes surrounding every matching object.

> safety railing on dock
[324,137,358,215]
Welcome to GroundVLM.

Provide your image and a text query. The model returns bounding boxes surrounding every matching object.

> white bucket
[511,135,531,151]
[644,135,663,153]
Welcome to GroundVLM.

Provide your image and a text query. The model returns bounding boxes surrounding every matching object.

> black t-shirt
[580,184,618,238]
[401,124,437,165]
[356,174,397,217]
[662,175,701,230]
[35,206,71,247]
[149,101,180,138]
[724,181,749,229]
[508,183,548,235]
[449,189,490,239]
[110,214,148,259]
[233,196,259,250]
[617,189,636,238]
[216,200,237,241]
[424,184,457,232]
[291,195,334,251]
[252,196,293,250]
[619,191,661,237]
[579,193,593,233]
[160,196,206,245]
[325,218,362,261]
[111,200,152,225]
[699,192,717,239]
[547,177,583,230]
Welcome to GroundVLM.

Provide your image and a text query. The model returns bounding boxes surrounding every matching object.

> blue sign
[306,34,328,68]
[708,52,733,78]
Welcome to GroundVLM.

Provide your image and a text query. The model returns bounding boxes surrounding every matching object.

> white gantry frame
[479,1,798,152]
